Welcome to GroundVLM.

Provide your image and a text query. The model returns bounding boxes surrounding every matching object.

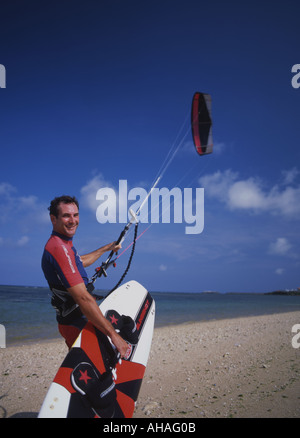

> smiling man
[41,195,128,357]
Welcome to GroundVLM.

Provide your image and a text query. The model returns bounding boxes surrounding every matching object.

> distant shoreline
[265,290,300,296]
[1,283,300,295]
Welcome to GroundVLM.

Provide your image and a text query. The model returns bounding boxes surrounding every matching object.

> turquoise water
[0,285,300,345]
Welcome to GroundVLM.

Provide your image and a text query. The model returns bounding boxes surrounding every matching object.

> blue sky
[0,0,299,293]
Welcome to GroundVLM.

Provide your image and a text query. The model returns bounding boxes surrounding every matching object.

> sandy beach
[1,311,299,419]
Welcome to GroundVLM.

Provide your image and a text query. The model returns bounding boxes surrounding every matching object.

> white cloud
[0,182,49,227]
[17,235,29,247]
[199,168,300,218]
[199,169,238,200]
[159,264,167,271]
[281,167,300,185]
[0,234,30,248]
[228,178,265,210]
[213,141,226,155]
[80,173,111,211]
[80,174,142,224]
[269,238,292,256]
[275,268,284,275]
[0,182,17,196]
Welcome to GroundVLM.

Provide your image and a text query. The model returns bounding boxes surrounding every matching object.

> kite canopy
[191,92,213,156]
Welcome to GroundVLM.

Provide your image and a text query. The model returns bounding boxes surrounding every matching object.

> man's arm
[67,282,128,357]
[80,241,121,267]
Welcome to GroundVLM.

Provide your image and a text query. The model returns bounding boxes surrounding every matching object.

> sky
[0,0,300,293]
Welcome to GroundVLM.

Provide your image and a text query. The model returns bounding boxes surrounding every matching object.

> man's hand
[108,241,122,253]
[110,331,130,359]
[81,241,122,267]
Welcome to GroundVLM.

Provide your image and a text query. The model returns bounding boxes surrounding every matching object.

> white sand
[1,311,299,418]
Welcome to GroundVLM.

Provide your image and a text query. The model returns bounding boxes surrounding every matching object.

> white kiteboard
[38,280,155,418]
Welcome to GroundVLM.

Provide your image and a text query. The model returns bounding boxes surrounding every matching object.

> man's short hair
[48,195,79,218]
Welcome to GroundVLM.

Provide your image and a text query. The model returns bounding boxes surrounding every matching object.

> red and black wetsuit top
[42,231,88,324]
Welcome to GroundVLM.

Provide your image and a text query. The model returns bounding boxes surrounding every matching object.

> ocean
[0,284,300,346]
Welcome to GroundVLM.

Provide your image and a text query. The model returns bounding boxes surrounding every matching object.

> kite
[191,92,213,155]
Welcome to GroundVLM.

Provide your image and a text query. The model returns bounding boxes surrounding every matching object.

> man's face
[50,202,79,238]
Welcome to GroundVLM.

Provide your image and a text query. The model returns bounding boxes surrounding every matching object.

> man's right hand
[110,331,130,359]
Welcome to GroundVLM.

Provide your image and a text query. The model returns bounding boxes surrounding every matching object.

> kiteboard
[38,280,155,418]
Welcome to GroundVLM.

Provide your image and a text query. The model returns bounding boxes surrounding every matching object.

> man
[42,195,128,357]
